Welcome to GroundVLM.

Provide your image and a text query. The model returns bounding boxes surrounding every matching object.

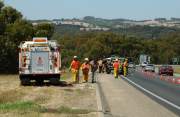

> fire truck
[19,37,61,85]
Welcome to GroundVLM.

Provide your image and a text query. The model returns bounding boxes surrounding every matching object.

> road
[126,69,180,115]
[97,70,179,117]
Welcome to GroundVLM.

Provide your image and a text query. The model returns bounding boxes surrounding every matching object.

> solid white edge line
[96,79,104,117]
[121,75,180,110]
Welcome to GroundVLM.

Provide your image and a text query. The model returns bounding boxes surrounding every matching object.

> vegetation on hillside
[54,32,180,67]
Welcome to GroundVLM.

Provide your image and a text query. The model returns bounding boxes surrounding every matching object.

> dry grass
[174,67,180,74]
[0,74,98,117]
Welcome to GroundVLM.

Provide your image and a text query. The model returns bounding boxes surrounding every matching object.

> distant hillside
[82,16,132,28]
[30,16,180,39]
[54,24,81,36]
[53,24,180,39]
[110,25,180,39]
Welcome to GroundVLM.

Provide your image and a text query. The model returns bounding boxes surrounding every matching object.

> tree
[34,23,55,38]
[5,20,34,44]
[0,1,4,10]
[1,6,22,24]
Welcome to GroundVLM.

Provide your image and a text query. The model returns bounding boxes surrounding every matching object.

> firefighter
[113,59,120,78]
[123,58,128,77]
[69,56,80,83]
[81,58,90,82]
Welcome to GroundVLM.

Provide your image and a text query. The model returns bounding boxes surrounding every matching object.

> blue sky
[4,0,180,20]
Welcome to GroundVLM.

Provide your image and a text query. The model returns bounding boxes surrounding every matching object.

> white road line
[121,75,180,110]
[96,79,104,117]
[96,83,104,117]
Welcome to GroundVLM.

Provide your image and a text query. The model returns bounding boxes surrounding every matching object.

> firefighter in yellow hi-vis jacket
[123,58,128,77]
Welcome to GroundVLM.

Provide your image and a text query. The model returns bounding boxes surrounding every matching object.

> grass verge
[0,101,94,115]
[174,67,180,74]
[0,101,45,113]
[57,106,93,114]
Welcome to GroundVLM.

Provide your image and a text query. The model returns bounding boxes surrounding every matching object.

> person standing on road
[113,59,120,78]
[123,58,128,77]
[90,59,98,83]
[81,58,90,82]
[98,59,103,73]
[69,56,80,83]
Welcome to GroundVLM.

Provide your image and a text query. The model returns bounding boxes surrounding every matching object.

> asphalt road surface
[97,71,179,117]
[126,69,180,116]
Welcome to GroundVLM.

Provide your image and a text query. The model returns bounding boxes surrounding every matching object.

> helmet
[84,58,89,61]
[73,56,77,59]
[125,58,128,61]
[115,59,118,61]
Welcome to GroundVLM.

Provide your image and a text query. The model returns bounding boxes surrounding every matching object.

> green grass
[0,101,45,113]
[0,101,93,115]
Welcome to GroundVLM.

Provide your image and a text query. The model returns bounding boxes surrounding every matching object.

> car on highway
[144,64,155,72]
[159,65,174,76]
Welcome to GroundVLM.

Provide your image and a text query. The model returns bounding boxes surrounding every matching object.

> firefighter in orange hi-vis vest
[81,58,90,82]
[69,56,80,83]
[113,59,120,78]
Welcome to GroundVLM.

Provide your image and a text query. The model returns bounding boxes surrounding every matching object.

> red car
[159,65,174,76]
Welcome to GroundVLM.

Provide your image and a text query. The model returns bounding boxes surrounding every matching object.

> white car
[144,64,155,72]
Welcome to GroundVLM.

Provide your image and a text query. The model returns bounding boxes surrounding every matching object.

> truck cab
[19,37,61,85]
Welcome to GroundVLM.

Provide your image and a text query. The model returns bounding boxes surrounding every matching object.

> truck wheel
[21,78,30,86]
[50,78,59,85]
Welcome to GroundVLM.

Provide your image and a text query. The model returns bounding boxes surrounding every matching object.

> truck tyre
[21,78,30,86]
[50,78,59,85]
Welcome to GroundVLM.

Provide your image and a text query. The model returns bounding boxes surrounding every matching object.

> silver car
[144,64,155,72]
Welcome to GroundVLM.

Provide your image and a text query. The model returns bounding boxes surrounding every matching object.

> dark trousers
[92,72,96,83]
[99,66,102,73]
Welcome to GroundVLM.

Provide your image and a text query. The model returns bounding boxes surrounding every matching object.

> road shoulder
[97,73,178,117]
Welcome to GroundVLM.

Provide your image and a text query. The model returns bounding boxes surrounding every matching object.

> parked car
[105,58,113,74]
[104,57,124,75]
[144,64,155,72]
[159,65,174,76]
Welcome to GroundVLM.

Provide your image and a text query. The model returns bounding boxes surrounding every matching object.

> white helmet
[84,58,89,61]
[73,56,77,59]
[115,58,118,61]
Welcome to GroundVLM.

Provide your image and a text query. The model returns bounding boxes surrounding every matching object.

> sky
[3,0,180,20]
